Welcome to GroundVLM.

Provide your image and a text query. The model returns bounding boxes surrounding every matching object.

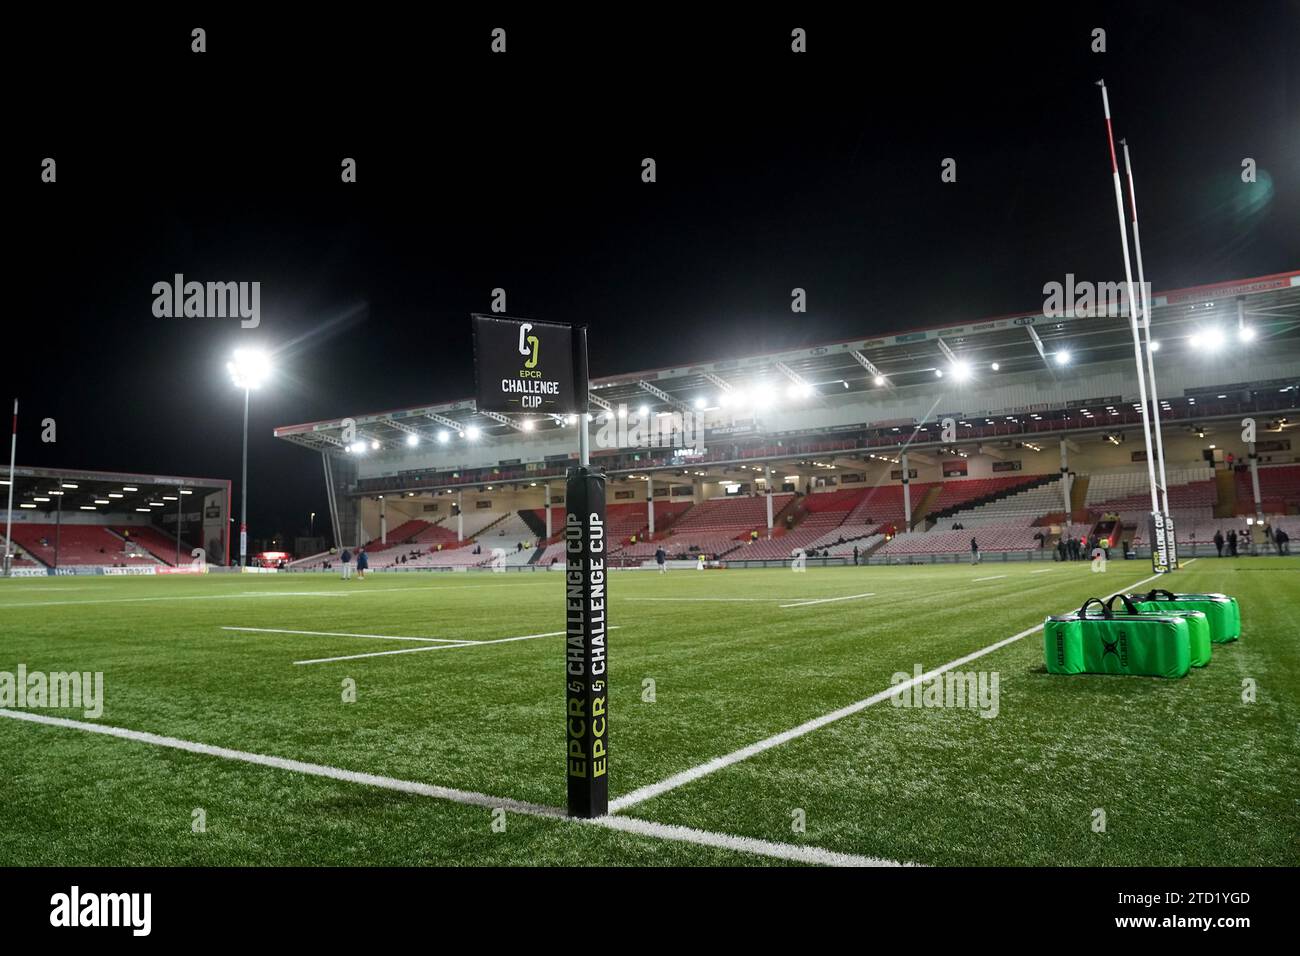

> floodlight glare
[370,440,380,450]
[637,404,649,417]
[950,361,972,382]
[1054,350,1071,366]
[990,362,1000,372]
[406,433,419,447]
[227,348,272,390]
[465,426,481,441]
[873,375,885,387]
[1148,340,1160,352]
[694,397,707,410]
[934,369,944,379]
[1201,328,1225,350]
[522,419,535,432]
[437,430,450,443]
[1238,326,1256,343]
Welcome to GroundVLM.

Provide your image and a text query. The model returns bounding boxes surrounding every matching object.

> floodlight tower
[227,348,272,567]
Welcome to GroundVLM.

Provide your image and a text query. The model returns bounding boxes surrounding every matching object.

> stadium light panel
[406,433,419,447]
[370,440,380,450]
[94,499,110,504]
[162,495,178,501]
[79,505,97,511]
[19,503,35,509]
[873,375,885,386]
[61,483,78,489]
[1149,340,1160,352]
[1054,350,1071,366]
[950,360,972,382]
[227,347,272,390]
[990,362,1000,372]
[522,419,535,431]
[465,426,481,441]
[437,430,450,443]
[33,497,50,502]
[567,414,579,425]
[123,486,137,492]
[108,493,123,498]
[180,490,193,495]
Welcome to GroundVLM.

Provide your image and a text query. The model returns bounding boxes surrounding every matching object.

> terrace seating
[876,522,1043,556]
[1235,463,1300,514]
[113,525,192,566]
[669,494,793,536]
[9,524,162,567]
[842,482,940,526]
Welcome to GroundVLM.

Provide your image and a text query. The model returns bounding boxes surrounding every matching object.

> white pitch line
[1030,568,1056,574]
[221,626,474,645]
[609,566,1182,814]
[293,626,622,665]
[779,592,875,609]
[972,575,1008,582]
[624,597,802,603]
[0,708,891,867]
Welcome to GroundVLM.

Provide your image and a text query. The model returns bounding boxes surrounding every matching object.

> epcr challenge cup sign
[471,314,588,415]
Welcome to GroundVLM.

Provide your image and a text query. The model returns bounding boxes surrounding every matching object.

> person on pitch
[970,536,980,565]
[655,545,667,574]
[355,546,369,580]
[340,546,353,580]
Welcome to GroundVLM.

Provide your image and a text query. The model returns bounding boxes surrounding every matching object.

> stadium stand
[937,475,1064,528]
[1235,463,1300,515]
[8,524,162,567]
[112,525,192,566]
[876,523,1043,557]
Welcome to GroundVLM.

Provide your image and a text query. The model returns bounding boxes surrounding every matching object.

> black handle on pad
[1144,588,1177,601]
[1106,593,1139,615]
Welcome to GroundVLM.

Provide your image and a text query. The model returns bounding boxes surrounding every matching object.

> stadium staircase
[518,508,548,539]
[1070,474,1090,512]
[106,526,184,566]
[1214,470,1236,517]
[910,485,942,529]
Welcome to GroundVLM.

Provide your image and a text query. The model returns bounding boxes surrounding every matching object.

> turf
[1,557,1296,865]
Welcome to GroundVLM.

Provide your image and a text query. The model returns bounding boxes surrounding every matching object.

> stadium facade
[273,271,1300,569]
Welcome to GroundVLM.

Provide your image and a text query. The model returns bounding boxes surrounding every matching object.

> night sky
[11,4,1298,545]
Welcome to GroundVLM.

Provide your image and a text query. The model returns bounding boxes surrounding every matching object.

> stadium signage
[472,314,588,415]
[564,469,609,817]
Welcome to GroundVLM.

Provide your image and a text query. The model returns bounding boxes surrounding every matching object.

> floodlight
[406,433,419,447]
[990,362,1000,372]
[465,426,481,440]
[934,369,944,379]
[437,430,450,443]
[950,361,972,382]
[522,419,535,432]
[694,397,707,410]
[1054,350,1071,366]
[227,348,272,390]
[370,439,380,450]
[1238,326,1256,343]
[873,375,885,387]
[638,404,649,417]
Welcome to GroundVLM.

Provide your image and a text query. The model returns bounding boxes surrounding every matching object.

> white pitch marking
[624,597,803,603]
[292,626,622,665]
[609,567,1177,813]
[779,592,875,609]
[0,708,892,867]
[1030,569,1056,574]
[972,575,1008,582]
[221,626,473,645]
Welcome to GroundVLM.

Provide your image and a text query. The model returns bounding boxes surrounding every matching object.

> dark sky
[11,4,1299,543]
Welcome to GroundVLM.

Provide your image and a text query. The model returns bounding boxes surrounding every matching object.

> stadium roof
[2,465,229,518]
[275,270,1300,453]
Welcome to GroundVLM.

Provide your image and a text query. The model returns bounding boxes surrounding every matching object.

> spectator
[1214,529,1224,557]
[655,545,667,574]
[355,546,369,580]
[1227,529,1238,557]
[1276,528,1290,555]
[340,547,353,580]
[970,536,980,565]
[852,545,859,566]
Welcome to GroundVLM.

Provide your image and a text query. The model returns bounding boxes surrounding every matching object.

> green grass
[1,557,1296,866]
